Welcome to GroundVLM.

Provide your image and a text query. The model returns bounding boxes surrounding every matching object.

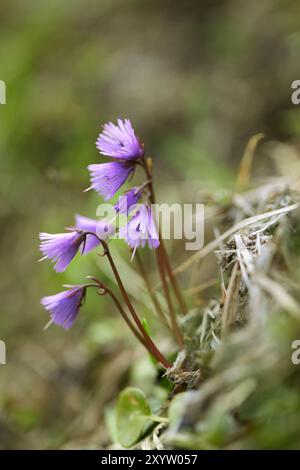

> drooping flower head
[41,286,85,329]
[39,230,86,272]
[75,214,114,254]
[96,119,144,160]
[114,187,142,215]
[87,161,134,201]
[119,204,160,250]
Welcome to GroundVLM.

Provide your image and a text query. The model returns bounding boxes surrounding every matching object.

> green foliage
[116,387,152,448]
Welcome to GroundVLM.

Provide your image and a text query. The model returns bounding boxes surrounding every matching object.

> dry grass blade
[184,278,217,296]
[235,133,264,192]
[172,202,299,277]
[221,262,241,338]
[255,274,300,320]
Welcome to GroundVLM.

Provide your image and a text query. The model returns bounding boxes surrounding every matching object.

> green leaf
[142,318,150,335]
[168,392,188,428]
[116,387,151,448]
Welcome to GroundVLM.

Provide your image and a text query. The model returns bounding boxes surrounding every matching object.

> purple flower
[87,162,134,201]
[41,287,85,329]
[39,230,85,272]
[75,214,114,253]
[115,187,142,215]
[119,205,160,250]
[96,119,144,160]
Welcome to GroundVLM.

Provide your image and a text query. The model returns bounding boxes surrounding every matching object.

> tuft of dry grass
[145,141,300,450]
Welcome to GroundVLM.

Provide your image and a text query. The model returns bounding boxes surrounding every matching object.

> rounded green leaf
[116,387,151,448]
[168,392,188,428]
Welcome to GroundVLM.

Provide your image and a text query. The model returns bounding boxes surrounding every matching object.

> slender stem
[159,241,188,315]
[142,157,188,315]
[142,159,180,326]
[135,250,170,329]
[89,278,168,364]
[141,157,185,347]
[154,243,179,342]
[101,241,171,369]
[156,248,184,349]
[90,279,147,347]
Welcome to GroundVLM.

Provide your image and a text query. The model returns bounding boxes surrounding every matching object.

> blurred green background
[1,0,300,449]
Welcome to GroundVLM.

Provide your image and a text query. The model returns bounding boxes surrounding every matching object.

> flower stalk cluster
[39,119,187,369]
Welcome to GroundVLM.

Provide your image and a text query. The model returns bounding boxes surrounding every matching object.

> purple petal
[41,287,85,329]
[87,162,133,200]
[96,118,144,160]
[147,209,160,248]
[114,187,142,215]
[75,215,114,253]
[119,205,160,250]
[39,231,83,272]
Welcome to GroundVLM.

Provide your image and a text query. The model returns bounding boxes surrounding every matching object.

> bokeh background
[1,0,300,449]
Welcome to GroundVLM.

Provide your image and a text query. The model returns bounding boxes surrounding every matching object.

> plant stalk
[142,157,188,315]
[101,241,171,369]
[135,250,170,329]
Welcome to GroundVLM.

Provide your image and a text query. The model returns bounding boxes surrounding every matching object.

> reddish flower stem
[141,157,186,347]
[156,248,184,349]
[101,241,171,369]
[88,278,147,347]
[142,158,188,315]
[135,250,170,329]
[159,240,188,315]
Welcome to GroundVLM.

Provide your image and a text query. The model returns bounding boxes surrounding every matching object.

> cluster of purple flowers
[40,119,160,330]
